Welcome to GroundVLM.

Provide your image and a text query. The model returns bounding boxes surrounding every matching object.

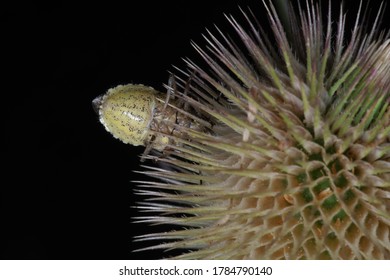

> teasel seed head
[95,0,390,259]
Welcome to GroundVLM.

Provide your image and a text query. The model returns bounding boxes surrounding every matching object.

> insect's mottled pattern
[93,85,156,146]
[93,83,209,153]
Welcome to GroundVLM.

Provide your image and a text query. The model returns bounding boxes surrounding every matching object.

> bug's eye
[92,95,103,115]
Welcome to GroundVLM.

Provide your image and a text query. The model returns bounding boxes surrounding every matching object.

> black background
[2,0,388,260]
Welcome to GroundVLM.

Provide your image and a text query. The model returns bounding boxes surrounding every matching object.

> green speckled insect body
[92,84,204,153]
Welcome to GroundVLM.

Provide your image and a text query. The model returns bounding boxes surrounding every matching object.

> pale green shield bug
[92,83,211,155]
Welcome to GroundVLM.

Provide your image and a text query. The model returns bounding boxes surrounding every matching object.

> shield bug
[92,83,211,155]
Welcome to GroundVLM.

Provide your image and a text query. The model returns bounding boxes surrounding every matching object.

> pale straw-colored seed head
[94,1,389,259]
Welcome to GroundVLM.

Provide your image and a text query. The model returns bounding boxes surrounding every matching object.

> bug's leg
[174,71,197,130]
[140,135,156,162]
[162,74,176,112]
[166,75,187,141]
[146,79,175,160]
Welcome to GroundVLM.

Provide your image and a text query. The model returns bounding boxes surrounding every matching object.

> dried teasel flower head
[93,0,389,259]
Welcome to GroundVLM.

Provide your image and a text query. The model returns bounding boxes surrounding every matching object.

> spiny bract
[125,1,389,259]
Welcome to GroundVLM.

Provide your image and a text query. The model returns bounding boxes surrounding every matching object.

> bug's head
[92,95,104,115]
